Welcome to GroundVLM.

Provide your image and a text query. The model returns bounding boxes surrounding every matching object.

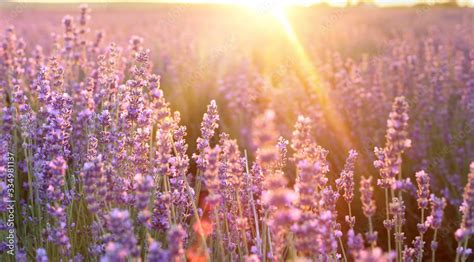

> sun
[237,0,291,16]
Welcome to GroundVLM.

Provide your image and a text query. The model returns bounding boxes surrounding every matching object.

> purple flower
[219,134,244,190]
[389,197,406,244]
[426,194,446,230]
[167,225,186,262]
[147,240,168,262]
[81,154,105,214]
[374,96,411,188]
[46,156,67,203]
[154,118,173,177]
[412,236,425,260]
[134,173,153,224]
[262,171,300,259]
[295,160,327,211]
[152,191,171,231]
[134,173,153,210]
[202,146,221,207]
[336,149,358,203]
[102,209,138,260]
[291,115,328,166]
[193,100,220,171]
[36,248,48,262]
[415,170,431,209]
[276,136,288,170]
[79,4,90,25]
[252,110,279,171]
[44,156,71,255]
[360,176,376,218]
[402,246,416,262]
[347,229,364,258]
[456,162,474,241]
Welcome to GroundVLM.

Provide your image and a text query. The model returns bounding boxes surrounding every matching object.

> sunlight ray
[272,8,356,156]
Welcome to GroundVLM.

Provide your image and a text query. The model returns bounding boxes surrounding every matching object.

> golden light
[271,6,356,156]
[233,0,294,18]
[8,0,474,7]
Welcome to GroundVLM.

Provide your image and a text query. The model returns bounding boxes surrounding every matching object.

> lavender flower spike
[336,150,358,227]
[374,96,411,189]
[455,162,474,262]
[202,146,222,207]
[193,100,220,171]
[102,209,138,261]
[426,194,446,260]
[262,171,300,260]
[167,225,186,262]
[415,170,431,210]
[360,176,377,246]
[36,248,48,262]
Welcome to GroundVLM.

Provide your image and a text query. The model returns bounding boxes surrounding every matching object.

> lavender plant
[0,3,473,262]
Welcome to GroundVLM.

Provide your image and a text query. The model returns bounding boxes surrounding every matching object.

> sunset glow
[7,0,474,7]
[2,0,474,260]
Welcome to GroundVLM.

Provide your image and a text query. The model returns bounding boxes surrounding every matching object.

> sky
[6,0,474,7]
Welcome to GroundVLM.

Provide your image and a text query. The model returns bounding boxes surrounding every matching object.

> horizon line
[5,1,474,8]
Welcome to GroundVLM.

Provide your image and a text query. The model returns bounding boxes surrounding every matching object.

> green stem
[368,216,375,248]
[348,202,353,225]
[418,208,425,262]
[338,237,348,262]
[236,192,249,255]
[267,227,273,259]
[431,229,437,262]
[245,150,262,257]
[214,209,226,261]
[385,188,392,254]
[182,175,210,261]
[460,237,470,262]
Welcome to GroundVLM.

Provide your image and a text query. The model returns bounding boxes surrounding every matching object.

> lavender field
[0,2,473,261]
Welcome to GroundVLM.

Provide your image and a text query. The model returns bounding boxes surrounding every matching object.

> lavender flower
[360,176,377,246]
[134,173,153,224]
[202,146,221,207]
[81,154,105,214]
[294,160,327,211]
[374,96,411,188]
[336,150,358,203]
[390,197,406,246]
[194,100,220,171]
[415,170,430,209]
[167,225,186,262]
[360,176,376,218]
[291,115,328,165]
[252,110,279,171]
[102,209,138,260]
[46,156,67,203]
[411,236,424,261]
[262,171,300,259]
[276,136,288,171]
[414,170,431,259]
[347,229,364,259]
[147,240,168,262]
[45,156,71,255]
[36,248,48,262]
[152,191,171,231]
[458,162,474,239]
[4,6,474,261]
[337,150,358,227]
[455,162,474,261]
[426,195,446,231]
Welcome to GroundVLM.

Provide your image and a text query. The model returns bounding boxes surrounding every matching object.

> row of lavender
[0,4,473,262]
